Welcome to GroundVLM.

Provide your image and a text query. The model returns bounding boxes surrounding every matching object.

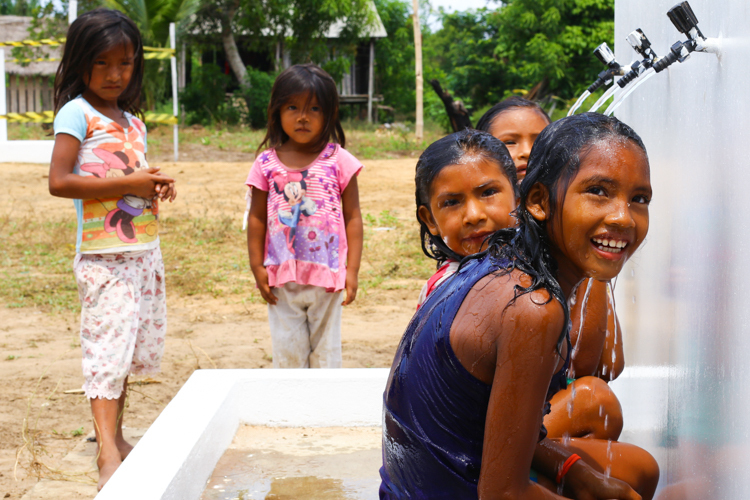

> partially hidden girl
[48,8,176,490]
[477,97,625,442]
[246,64,363,368]
[381,117,659,499]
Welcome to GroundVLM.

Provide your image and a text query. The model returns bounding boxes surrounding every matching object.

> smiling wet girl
[381,113,659,499]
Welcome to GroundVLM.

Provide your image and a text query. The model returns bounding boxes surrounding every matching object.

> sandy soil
[0,158,420,499]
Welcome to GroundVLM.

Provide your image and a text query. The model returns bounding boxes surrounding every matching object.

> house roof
[0,15,60,76]
[326,1,387,39]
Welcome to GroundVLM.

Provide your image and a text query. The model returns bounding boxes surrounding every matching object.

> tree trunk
[429,79,472,132]
[219,0,248,86]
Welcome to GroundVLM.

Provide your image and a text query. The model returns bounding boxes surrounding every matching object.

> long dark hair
[415,129,517,265]
[53,8,144,117]
[475,96,551,133]
[468,112,648,349]
[258,64,345,154]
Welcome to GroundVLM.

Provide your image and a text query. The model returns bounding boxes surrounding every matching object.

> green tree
[105,0,201,109]
[0,0,42,16]
[489,0,614,100]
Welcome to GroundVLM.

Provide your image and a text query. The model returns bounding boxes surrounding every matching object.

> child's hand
[342,270,358,306]
[153,172,177,202]
[128,167,174,199]
[254,267,278,305]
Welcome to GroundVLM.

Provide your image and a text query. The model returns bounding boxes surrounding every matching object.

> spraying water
[567,90,592,117]
[605,68,657,116]
[572,279,595,364]
[589,84,619,113]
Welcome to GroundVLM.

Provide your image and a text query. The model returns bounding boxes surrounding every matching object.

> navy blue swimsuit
[379,254,570,499]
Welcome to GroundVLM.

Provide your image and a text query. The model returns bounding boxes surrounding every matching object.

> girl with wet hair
[49,8,177,490]
[475,96,551,182]
[478,97,626,446]
[413,129,518,307]
[381,113,659,499]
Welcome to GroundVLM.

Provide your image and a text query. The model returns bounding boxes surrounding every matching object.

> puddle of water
[200,425,382,500]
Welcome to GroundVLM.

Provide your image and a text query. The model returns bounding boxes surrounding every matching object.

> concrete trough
[96,366,670,500]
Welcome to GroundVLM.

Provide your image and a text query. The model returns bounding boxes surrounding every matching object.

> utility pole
[412,0,423,142]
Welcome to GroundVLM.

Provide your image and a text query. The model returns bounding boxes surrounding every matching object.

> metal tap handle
[667,1,704,39]
[667,2,699,34]
[594,43,616,67]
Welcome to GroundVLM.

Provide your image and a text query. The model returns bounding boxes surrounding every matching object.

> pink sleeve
[336,146,364,191]
[245,154,269,191]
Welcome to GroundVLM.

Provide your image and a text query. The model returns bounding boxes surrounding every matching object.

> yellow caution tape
[0,111,54,123]
[0,111,177,124]
[0,38,66,47]
[7,51,173,63]
[144,113,178,124]
[6,57,60,63]
[1,38,174,56]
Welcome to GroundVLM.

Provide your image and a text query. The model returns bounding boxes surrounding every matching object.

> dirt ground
[0,158,420,499]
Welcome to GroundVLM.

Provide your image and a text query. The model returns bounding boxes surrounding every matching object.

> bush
[180,64,240,126]
[237,67,276,129]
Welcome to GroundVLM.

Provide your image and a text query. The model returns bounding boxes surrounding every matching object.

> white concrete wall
[614,1,750,496]
[96,369,389,500]
[1,141,55,163]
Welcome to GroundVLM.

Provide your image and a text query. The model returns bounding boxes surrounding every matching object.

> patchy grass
[8,119,446,160]
[0,209,434,313]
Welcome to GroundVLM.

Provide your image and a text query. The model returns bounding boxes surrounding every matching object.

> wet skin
[448,140,653,499]
[418,159,517,257]
[488,108,550,181]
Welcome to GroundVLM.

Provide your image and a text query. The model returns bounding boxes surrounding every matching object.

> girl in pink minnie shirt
[246,64,363,368]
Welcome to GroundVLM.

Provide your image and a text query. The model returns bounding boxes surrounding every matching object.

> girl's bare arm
[247,190,276,305]
[476,288,568,500]
[569,279,610,377]
[49,133,173,200]
[595,293,625,380]
[341,176,363,305]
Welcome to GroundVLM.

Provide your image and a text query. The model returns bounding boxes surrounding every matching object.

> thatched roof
[0,15,60,76]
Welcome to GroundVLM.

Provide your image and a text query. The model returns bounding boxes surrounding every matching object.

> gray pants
[268,282,343,368]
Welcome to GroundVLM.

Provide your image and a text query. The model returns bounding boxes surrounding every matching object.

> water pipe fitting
[617,29,659,88]
[653,1,720,72]
[587,43,628,93]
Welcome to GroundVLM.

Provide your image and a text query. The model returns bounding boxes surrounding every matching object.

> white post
[412,0,423,142]
[0,49,7,144]
[170,23,179,162]
[68,0,78,24]
[367,39,374,124]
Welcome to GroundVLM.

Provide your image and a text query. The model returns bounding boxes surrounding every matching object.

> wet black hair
[468,112,649,350]
[54,8,144,117]
[258,63,345,154]
[475,96,551,134]
[415,129,517,265]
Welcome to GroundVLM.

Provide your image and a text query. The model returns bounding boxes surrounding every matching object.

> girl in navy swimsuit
[381,116,659,499]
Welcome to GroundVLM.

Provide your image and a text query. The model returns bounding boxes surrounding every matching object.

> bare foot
[116,437,134,460]
[97,449,122,491]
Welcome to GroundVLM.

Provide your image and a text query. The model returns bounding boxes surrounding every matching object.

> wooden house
[0,15,59,114]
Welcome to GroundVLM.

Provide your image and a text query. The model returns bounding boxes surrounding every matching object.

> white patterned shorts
[74,248,167,400]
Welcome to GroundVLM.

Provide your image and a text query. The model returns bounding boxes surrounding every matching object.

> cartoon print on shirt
[80,148,155,244]
[271,169,318,254]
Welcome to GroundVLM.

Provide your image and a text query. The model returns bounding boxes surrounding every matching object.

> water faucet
[586,43,629,93]
[617,29,659,88]
[653,1,720,73]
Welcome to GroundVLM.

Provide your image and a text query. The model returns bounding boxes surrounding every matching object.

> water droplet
[563,433,571,446]
[599,404,605,417]
[604,414,609,430]
[632,295,636,304]
[631,269,635,277]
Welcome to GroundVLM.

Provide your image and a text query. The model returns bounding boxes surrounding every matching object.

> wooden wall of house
[5,74,54,114]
